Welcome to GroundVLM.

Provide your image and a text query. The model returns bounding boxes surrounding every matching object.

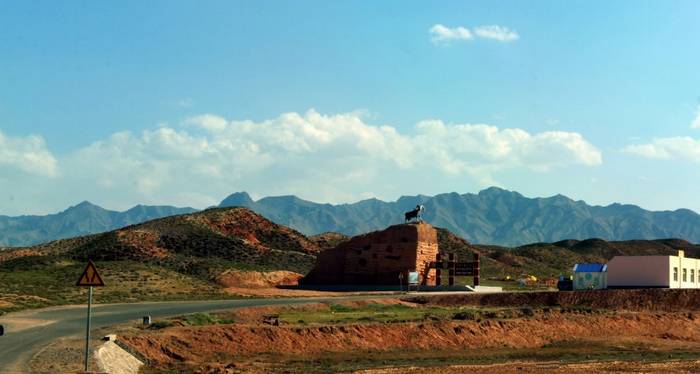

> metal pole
[84,286,93,372]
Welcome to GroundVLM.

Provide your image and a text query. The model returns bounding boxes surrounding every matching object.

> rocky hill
[472,237,700,278]
[3,207,320,273]
[0,207,320,313]
[220,188,700,246]
[2,206,700,313]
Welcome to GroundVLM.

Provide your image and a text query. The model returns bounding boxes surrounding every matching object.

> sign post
[407,271,419,292]
[76,260,105,372]
[85,286,93,372]
[430,252,481,287]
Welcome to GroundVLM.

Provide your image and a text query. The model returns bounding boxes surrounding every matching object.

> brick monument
[301,222,440,285]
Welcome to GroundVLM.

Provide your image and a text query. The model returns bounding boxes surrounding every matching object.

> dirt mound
[120,312,700,368]
[216,270,303,288]
[407,289,700,312]
[186,208,321,255]
[309,232,349,251]
[1,207,320,263]
[0,207,319,276]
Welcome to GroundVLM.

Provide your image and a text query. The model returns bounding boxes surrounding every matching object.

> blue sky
[1,1,700,215]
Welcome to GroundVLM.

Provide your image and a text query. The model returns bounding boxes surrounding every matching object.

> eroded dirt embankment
[407,289,700,312]
[120,311,700,366]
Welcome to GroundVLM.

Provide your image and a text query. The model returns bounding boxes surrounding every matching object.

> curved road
[0,296,384,373]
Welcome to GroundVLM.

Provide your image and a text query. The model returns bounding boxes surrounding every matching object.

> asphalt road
[0,296,383,373]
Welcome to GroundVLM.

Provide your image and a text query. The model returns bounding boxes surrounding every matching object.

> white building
[572,263,607,290]
[607,250,700,289]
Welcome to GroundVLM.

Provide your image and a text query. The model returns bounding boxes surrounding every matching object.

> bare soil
[120,289,700,373]
[216,270,303,288]
[121,311,700,363]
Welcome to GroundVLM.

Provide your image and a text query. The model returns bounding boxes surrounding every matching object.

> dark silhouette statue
[404,205,425,223]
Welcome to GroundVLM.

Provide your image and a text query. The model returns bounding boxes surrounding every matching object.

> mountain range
[0,202,195,247]
[220,188,700,246]
[2,187,700,247]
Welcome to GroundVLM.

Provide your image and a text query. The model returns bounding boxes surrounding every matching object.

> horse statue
[404,205,425,223]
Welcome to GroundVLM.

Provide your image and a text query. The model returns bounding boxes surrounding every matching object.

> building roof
[573,263,607,273]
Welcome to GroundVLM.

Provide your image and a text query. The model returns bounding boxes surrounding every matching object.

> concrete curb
[94,336,143,374]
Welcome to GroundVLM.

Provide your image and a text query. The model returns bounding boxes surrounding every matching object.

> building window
[683,268,687,282]
[692,269,695,283]
[673,267,678,281]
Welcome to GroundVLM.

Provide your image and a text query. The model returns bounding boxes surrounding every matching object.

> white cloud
[56,110,600,206]
[690,106,700,129]
[624,137,700,162]
[0,110,602,214]
[414,121,601,174]
[623,107,700,162]
[0,130,58,177]
[185,114,228,132]
[429,23,519,45]
[474,25,520,42]
[429,24,473,44]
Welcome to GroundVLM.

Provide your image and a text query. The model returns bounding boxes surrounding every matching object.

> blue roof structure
[573,263,607,273]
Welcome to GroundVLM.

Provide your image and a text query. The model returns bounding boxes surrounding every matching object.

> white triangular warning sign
[76,260,105,287]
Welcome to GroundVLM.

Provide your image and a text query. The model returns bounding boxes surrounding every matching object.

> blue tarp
[573,263,607,273]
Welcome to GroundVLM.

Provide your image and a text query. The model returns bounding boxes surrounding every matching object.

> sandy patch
[216,270,303,288]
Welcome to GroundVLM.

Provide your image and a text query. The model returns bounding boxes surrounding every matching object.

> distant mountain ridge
[0,202,196,247]
[220,188,700,246]
[2,187,700,247]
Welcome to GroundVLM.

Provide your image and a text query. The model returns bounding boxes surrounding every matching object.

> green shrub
[150,320,173,329]
[185,312,219,326]
[329,304,354,313]
[452,311,477,320]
